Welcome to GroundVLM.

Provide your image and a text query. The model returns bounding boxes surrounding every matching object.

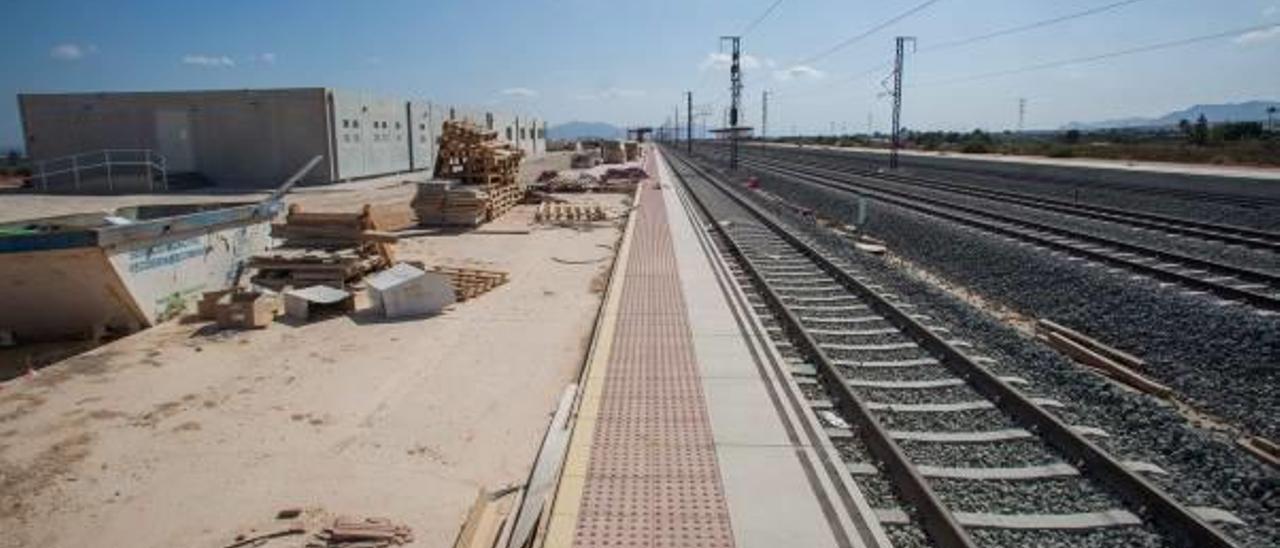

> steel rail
[665,145,1242,548]
[753,146,1280,251]
[748,142,1280,210]
[721,151,1280,311]
[665,149,978,548]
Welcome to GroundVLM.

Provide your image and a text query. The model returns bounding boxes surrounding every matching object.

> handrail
[23,149,168,192]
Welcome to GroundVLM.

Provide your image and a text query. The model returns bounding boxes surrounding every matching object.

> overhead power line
[792,0,943,67]
[742,0,787,36]
[920,0,1152,53]
[916,23,1280,87]
[780,0,1157,100]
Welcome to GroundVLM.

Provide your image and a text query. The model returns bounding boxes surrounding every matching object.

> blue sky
[2,0,1279,149]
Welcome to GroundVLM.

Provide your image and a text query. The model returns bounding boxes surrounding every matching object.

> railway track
[746,145,1280,253]
[750,143,1280,211]
[662,146,1246,548]
[695,146,1280,313]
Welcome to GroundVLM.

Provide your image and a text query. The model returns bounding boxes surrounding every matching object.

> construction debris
[367,263,457,318]
[283,286,355,322]
[570,150,602,169]
[601,166,647,182]
[429,120,526,224]
[310,517,414,547]
[412,180,489,227]
[429,266,509,301]
[223,527,305,548]
[600,140,626,164]
[213,290,277,329]
[1036,319,1171,398]
[251,205,396,290]
[451,487,521,548]
[534,202,608,224]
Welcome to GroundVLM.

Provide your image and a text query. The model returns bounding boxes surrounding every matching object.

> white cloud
[50,43,86,61]
[574,88,646,101]
[1265,5,1278,17]
[699,52,762,72]
[500,87,538,98]
[249,52,277,64]
[774,65,826,81]
[1235,25,1280,45]
[182,54,236,67]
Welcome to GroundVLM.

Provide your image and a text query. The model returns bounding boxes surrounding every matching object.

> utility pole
[762,90,769,140]
[890,36,916,170]
[721,35,743,170]
[1018,98,1027,133]
[687,91,693,153]
[675,105,680,148]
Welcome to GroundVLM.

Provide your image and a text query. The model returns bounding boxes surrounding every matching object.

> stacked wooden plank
[313,516,413,546]
[250,205,396,290]
[249,249,382,291]
[412,181,490,226]
[429,265,509,301]
[431,120,525,223]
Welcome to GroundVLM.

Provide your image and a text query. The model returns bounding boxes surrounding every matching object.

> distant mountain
[1062,100,1280,131]
[547,121,623,140]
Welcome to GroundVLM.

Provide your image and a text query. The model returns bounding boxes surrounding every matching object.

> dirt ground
[0,151,639,547]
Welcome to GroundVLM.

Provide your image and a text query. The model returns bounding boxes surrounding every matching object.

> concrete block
[366,263,456,318]
[283,285,353,322]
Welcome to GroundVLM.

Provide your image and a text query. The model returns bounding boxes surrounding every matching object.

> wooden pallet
[430,265,509,301]
[534,203,608,224]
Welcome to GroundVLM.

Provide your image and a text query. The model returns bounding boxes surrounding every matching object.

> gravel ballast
[675,146,1279,547]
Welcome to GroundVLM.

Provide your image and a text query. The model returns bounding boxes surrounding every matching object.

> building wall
[18,88,544,189]
[328,90,415,181]
[19,88,333,188]
[407,100,435,172]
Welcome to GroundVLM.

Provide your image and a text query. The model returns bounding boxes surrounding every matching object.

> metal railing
[24,149,168,192]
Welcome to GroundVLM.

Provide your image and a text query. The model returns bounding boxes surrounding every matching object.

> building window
[395,122,401,129]
[342,119,349,129]
[506,127,512,140]
[419,123,425,130]
[353,120,360,128]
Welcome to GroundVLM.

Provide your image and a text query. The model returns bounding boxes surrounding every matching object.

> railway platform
[541,148,890,548]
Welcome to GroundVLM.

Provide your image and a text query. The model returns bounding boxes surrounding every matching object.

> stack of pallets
[432,120,525,224]
[250,205,396,290]
[429,265,509,301]
[412,181,489,226]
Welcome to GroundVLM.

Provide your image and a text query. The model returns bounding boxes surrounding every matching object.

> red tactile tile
[573,154,736,548]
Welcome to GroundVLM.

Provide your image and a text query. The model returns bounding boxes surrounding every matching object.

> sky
[1,0,1279,149]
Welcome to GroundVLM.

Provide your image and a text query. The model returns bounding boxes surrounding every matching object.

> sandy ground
[0,150,638,548]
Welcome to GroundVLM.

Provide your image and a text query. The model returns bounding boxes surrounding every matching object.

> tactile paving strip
[572,156,736,548]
